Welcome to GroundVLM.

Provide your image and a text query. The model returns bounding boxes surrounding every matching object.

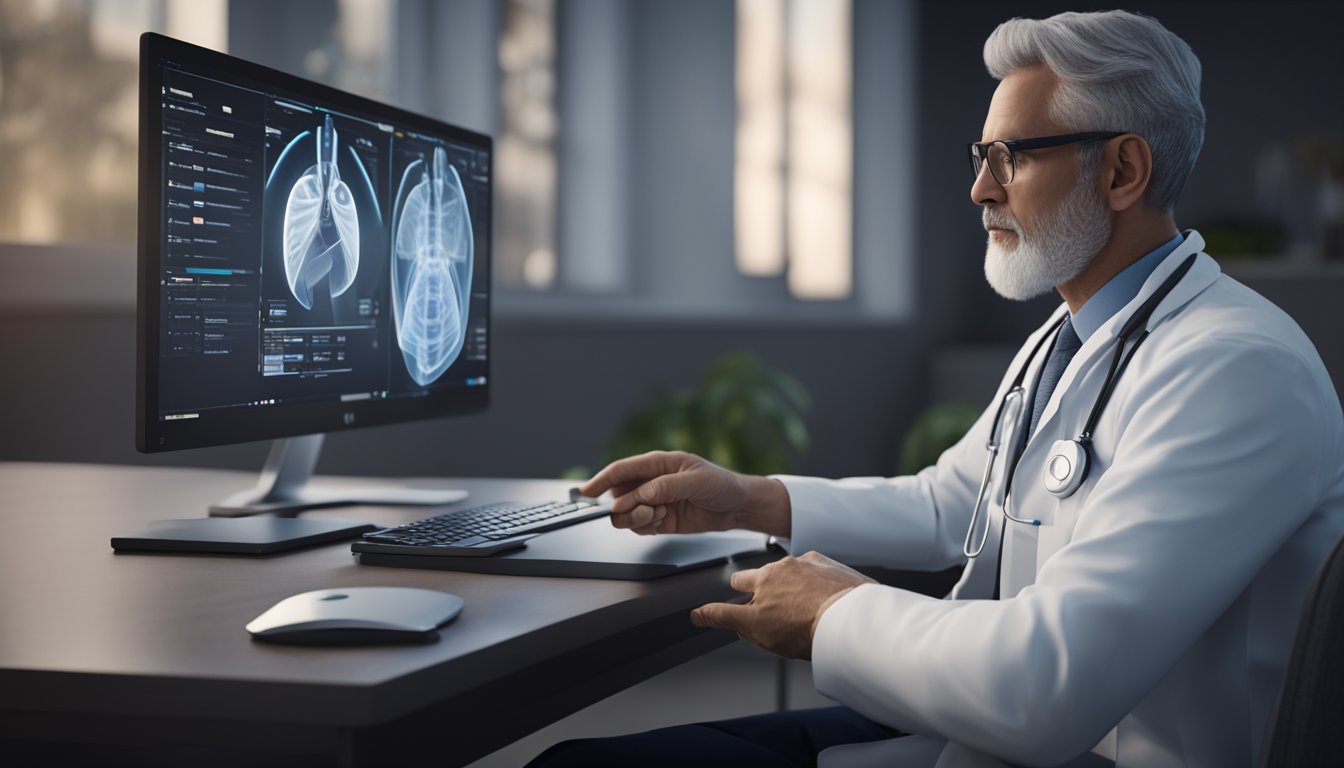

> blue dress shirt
[1070,233,1184,343]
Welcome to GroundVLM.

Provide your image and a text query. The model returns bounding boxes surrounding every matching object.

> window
[735,0,853,300]
[2,0,916,321]
[0,0,226,245]
[497,0,558,290]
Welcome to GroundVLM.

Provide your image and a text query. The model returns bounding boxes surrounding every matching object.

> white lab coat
[776,231,1344,767]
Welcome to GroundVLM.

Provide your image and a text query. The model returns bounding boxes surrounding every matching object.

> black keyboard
[351,498,610,557]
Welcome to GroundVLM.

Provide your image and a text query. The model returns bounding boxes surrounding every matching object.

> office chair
[1262,527,1344,767]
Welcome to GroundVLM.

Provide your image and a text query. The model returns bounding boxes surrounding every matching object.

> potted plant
[565,352,810,478]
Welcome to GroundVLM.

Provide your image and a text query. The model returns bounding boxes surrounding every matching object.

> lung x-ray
[282,113,361,310]
[391,146,474,386]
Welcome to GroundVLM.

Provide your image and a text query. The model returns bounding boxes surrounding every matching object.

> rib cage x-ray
[282,114,360,310]
[391,147,474,386]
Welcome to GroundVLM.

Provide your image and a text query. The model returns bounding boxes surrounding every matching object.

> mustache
[982,208,1022,234]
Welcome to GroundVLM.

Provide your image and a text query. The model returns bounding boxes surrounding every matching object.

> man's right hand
[579,451,791,538]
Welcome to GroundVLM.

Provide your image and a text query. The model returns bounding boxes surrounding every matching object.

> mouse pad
[355,518,772,580]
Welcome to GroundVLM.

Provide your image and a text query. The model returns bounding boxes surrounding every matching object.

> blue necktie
[1029,316,1082,438]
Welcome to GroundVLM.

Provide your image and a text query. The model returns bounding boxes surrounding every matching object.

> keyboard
[351,498,610,557]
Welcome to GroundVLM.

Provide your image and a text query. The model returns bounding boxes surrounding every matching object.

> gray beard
[982,175,1113,301]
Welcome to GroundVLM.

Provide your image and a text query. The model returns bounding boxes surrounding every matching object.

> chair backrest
[1263,529,1344,767]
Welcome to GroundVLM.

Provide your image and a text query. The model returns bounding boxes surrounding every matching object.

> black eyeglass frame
[968,131,1128,185]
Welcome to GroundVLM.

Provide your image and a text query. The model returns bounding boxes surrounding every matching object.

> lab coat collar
[1092,229,1216,340]
[1029,229,1219,442]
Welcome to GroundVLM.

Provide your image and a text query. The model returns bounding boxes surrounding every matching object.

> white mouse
[246,586,464,645]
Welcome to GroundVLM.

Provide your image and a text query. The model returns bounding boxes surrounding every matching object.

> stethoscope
[964,252,1197,558]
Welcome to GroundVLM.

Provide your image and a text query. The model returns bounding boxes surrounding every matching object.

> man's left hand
[690,551,877,660]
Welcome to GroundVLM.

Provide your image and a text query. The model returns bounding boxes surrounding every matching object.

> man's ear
[1104,134,1154,212]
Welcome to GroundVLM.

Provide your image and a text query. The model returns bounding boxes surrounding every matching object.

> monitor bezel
[137,32,492,453]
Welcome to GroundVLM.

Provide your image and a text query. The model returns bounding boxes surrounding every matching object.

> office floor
[467,640,834,766]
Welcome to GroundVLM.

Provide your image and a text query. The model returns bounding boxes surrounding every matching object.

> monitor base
[112,517,380,555]
[208,434,468,518]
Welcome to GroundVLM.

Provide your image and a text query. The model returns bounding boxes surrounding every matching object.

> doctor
[529,10,1344,768]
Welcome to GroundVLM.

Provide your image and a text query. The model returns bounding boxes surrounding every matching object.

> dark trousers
[525,706,903,768]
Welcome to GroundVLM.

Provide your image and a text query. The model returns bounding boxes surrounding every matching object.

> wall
[0,297,927,480]
[3,0,1341,481]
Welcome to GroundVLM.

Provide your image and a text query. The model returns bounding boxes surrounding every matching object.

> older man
[530,10,1344,768]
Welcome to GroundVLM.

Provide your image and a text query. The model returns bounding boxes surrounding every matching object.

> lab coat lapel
[1027,231,1220,443]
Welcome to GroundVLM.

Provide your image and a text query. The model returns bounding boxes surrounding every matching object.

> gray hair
[983,11,1204,212]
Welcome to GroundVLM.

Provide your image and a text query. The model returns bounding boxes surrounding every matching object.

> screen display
[139,34,491,451]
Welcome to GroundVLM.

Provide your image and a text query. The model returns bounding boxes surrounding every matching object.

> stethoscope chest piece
[1043,439,1089,498]
[956,251,1198,545]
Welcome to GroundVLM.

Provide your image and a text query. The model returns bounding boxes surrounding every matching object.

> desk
[0,462,777,767]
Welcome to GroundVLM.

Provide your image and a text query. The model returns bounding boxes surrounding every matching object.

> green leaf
[898,400,982,476]
[559,465,591,481]
[596,353,814,474]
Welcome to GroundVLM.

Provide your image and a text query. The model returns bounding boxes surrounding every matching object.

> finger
[690,602,750,631]
[610,471,706,516]
[640,511,673,535]
[631,520,671,536]
[607,481,643,498]
[581,452,677,498]
[610,504,664,531]
[630,507,670,536]
[605,461,692,499]
[729,568,760,594]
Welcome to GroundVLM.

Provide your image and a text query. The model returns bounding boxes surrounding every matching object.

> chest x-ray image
[391,146,474,386]
[282,113,361,310]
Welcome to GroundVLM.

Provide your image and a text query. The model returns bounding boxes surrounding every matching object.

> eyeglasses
[968,131,1127,186]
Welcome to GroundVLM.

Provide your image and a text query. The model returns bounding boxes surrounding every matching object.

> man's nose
[970,162,1006,206]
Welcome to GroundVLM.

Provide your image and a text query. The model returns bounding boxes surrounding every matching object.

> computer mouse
[246,586,464,645]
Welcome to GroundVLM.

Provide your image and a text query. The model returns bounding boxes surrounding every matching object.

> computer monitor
[136,33,492,519]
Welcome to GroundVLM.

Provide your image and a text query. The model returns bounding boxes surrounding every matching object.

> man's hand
[690,551,876,660]
[580,451,791,537]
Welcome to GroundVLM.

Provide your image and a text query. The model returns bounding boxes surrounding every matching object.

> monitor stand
[209,434,469,517]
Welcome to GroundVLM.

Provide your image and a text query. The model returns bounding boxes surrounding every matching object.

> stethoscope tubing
[962,252,1198,559]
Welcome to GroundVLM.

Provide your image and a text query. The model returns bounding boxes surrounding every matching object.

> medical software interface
[155,62,489,420]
